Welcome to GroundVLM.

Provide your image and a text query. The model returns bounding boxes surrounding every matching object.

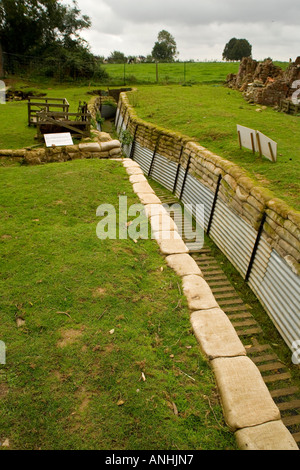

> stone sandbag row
[122,157,298,451]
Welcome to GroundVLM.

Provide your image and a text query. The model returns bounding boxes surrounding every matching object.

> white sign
[256,131,277,162]
[237,125,277,162]
[44,133,73,148]
[237,125,257,153]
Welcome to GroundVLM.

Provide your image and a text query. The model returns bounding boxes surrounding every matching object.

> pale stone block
[182,275,219,311]
[235,420,299,451]
[129,174,147,184]
[100,140,121,152]
[133,182,155,194]
[190,308,246,360]
[166,254,202,277]
[79,142,101,152]
[137,193,161,205]
[156,238,189,255]
[144,204,168,219]
[126,167,144,176]
[153,230,181,241]
[211,356,281,432]
[123,160,140,168]
[150,214,178,233]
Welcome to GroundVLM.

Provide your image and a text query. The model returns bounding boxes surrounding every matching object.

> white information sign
[237,125,277,162]
[237,125,257,153]
[44,132,73,148]
[256,131,277,162]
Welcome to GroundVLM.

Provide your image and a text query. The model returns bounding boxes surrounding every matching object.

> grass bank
[0,159,237,450]
[131,84,300,211]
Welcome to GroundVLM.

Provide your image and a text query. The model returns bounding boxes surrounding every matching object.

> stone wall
[226,57,300,107]
[118,91,300,276]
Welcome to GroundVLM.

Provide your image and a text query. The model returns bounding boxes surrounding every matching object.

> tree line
[0,0,253,80]
[0,0,107,80]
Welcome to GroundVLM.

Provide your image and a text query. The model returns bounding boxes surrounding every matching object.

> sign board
[44,132,73,148]
[237,125,277,162]
[237,125,258,153]
[256,131,277,162]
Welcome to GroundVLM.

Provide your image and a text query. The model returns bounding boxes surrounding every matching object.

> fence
[116,93,300,356]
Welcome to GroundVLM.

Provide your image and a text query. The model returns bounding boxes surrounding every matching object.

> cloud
[69,0,300,60]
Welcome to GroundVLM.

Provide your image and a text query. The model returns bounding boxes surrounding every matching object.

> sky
[69,0,300,62]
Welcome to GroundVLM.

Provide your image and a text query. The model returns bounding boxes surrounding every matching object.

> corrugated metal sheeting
[116,110,300,354]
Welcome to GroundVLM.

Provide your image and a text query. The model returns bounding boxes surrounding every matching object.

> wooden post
[256,132,262,157]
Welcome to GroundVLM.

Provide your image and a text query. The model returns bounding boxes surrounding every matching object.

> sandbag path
[122,157,300,451]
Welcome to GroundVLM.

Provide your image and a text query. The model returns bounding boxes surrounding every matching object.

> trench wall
[116,91,300,354]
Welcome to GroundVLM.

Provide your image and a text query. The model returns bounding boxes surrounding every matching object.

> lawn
[130,84,300,211]
[0,158,237,450]
[0,81,101,150]
[102,61,241,85]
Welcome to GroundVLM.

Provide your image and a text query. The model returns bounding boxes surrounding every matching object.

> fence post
[245,212,267,282]
[173,145,184,194]
[207,175,222,236]
[115,101,123,134]
[179,152,192,200]
[148,134,161,177]
[130,125,138,160]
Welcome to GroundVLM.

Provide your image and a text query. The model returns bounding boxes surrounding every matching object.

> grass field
[101,61,289,86]
[130,84,300,211]
[0,82,99,150]
[0,159,237,450]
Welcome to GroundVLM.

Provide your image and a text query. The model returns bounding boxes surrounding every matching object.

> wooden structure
[28,96,70,126]
[279,99,300,115]
[36,108,91,140]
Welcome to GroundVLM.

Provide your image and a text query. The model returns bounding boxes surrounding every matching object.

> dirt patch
[92,287,107,298]
[57,328,83,348]
[0,384,9,398]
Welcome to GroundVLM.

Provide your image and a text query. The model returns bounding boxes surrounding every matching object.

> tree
[152,30,178,62]
[107,51,126,64]
[0,0,108,79]
[222,38,252,61]
[0,0,91,55]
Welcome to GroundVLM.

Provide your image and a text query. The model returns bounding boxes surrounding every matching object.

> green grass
[0,81,101,150]
[0,159,237,450]
[131,84,300,211]
[102,61,241,85]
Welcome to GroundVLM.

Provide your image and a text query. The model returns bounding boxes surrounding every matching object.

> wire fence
[1,51,240,84]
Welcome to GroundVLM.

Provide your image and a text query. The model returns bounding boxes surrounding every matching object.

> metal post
[173,145,184,194]
[246,212,267,282]
[207,175,222,236]
[179,152,192,200]
[115,101,123,133]
[130,125,139,160]
[148,134,161,177]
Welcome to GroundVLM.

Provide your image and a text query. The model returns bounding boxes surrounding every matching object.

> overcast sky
[70,0,300,61]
